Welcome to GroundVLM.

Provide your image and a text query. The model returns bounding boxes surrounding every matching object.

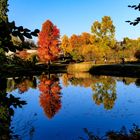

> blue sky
[8,0,140,41]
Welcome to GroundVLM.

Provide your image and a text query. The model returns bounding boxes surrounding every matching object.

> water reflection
[135,78,140,87]
[91,77,116,110]
[38,74,62,119]
[0,77,26,139]
[1,73,140,139]
[7,76,37,93]
[15,76,37,93]
[7,74,62,119]
[62,73,95,87]
[61,73,140,110]
[62,73,117,110]
[79,125,140,140]
[5,73,140,113]
[118,77,136,85]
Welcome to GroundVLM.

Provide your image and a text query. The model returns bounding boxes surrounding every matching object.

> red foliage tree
[37,20,60,64]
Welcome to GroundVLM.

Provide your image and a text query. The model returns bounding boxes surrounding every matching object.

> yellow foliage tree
[91,16,116,61]
[60,35,71,56]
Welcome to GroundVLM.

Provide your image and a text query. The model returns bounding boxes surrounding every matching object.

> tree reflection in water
[6,76,37,93]
[79,124,140,140]
[2,73,140,139]
[14,76,37,93]
[62,73,117,110]
[62,73,140,110]
[91,77,116,110]
[38,74,62,119]
[0,77,27,140]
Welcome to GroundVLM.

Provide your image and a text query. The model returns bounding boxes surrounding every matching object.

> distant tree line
[1,1,140,66]
[60,16,140,63]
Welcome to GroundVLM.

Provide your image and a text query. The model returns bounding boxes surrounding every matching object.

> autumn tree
[91,16,116,61]
[69,34,83,61]
[91,16,115,41]
[81,32,92,45]
[80,33,96,61]
[82,45,99,62]
[60,35,71,56]
[37,20,60,68]
[116,37,140,62]
[134,50,140,60]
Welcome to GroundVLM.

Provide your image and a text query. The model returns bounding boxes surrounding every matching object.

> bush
[134,50,140,60]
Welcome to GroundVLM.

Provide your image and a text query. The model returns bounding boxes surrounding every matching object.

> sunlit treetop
[37,20,60,63]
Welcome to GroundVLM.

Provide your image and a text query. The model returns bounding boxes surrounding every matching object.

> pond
[1,72,140,140]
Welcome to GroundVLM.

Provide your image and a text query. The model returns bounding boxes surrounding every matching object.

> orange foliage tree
[37,20,60,66]
[60,35,71,56]
[69,34,84,61]
[38,74,62,119]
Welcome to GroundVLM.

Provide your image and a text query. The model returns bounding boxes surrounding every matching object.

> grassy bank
[67,62,95,72]
[1,62,140,78]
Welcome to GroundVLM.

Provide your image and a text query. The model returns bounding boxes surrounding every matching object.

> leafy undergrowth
[79,125,140,140]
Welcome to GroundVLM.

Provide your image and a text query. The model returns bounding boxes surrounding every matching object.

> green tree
[91,16,116,61]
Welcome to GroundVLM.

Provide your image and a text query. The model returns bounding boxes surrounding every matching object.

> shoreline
[89,64,140,78]
[1,63,140,78]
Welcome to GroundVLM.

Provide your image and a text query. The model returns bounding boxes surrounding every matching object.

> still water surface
[3,73,140,139]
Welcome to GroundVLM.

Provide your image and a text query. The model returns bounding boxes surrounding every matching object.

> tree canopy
[37,20,60,63]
